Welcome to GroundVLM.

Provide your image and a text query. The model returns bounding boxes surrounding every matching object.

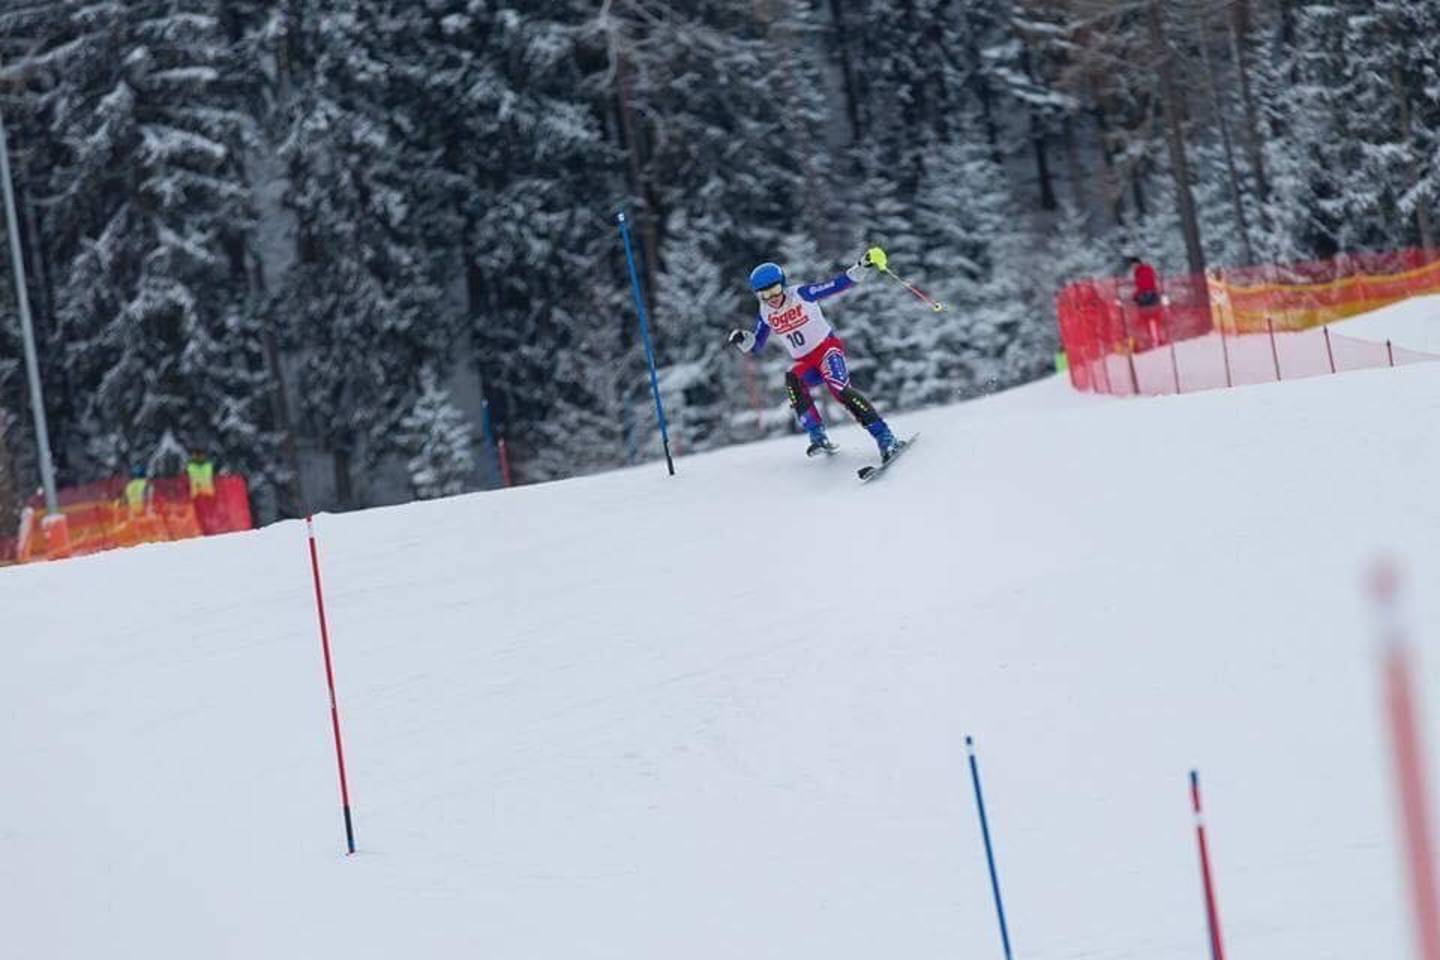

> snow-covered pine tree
[1263,1,1375,259]
[28,0,275,486]
[653,209,745,454]
[397,367,475,500]
[830,154,932,410]
[1342,1,1439,250]
[273,0,459,506]
[432,2,625,480]
[916,134,1049,399]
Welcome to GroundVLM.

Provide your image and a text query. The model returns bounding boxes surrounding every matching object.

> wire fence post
[616,210,675,476]
[1266,316,1282,381]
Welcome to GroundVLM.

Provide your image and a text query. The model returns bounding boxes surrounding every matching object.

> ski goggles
[755,283,784,300]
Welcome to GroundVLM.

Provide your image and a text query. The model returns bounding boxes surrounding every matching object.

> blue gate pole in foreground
[967,735,1014,960]
[616,210,675,476]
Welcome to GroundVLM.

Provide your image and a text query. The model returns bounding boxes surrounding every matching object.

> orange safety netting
[1210,249,1440,333]
[0,473,253,566]
[1057,248,1440,396]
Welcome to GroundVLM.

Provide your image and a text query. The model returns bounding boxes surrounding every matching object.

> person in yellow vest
[187,448,217,535]
[186,449,216,498]
[123,465,151,516]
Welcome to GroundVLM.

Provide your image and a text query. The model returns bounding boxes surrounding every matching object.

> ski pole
[881,266,945,312]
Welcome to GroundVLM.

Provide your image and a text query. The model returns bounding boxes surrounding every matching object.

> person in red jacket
[1127,255,1164,345]
[1128,256,1160,308]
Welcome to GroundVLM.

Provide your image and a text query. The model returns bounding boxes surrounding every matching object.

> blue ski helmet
[748,262,785,292]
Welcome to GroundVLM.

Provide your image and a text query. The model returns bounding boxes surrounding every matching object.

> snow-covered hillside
[6,361,1440,959]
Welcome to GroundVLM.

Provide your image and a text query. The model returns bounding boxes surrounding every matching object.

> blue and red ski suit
[741,270,893,444]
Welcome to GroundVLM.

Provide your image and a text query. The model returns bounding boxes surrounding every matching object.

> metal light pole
[0,101,59,515]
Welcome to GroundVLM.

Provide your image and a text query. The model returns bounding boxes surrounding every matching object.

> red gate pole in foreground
[1190,770,1227,960]
[1372,561,1440,960]
[307,516,357,855]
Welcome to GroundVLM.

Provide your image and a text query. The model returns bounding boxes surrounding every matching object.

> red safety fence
[1058,248,1440,396]
[0,473,252,567]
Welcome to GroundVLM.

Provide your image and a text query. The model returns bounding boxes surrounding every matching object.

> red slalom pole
[307,516,357,855]
[1371,561,1440,960]
[1190,770,1227,960]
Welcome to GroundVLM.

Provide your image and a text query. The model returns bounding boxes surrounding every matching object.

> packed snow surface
[1337,293,1440,353]
[6,364,1440,959]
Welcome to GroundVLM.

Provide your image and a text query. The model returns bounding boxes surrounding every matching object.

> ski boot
[806,426,838,458]
[874,424,902,463]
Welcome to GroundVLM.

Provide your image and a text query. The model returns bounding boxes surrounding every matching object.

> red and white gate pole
[307,516,357,855]
[1190,770,1227,960]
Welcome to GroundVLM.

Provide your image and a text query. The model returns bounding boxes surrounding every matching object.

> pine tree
[397,367,475,500]
[653,209,743,453]
[273,0,459,506]
[28,1,276,485]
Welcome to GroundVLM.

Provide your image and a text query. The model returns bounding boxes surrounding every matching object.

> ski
[857,433,918,483]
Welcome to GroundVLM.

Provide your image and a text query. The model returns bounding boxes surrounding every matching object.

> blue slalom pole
[616,210,675,476]
[967,735,1014,960]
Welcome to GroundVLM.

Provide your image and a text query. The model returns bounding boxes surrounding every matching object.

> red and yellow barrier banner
[1057,247,1440,396]
[1,473,253,566]
[1208,249,1440,334]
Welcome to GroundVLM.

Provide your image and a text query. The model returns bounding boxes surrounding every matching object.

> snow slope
[5,365,1440,959]
[1337,293,1440,354]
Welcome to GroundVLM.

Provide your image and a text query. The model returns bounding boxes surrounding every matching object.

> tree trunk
[827,0,864,143]
[611,46,661,317]
[1198,6,1255,264]
[0,410,16,535]
[1227,0,1271,223]
[1148,1,1207,279]
[333,447,353,510]
[1061,116,1090,215]
[1019,43,1056,210]
[1392,65,1435,249]
[1089,95,1126,226]
[1030,113,1057,211]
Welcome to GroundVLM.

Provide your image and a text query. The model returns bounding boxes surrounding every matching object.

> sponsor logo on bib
[768,302,808,334]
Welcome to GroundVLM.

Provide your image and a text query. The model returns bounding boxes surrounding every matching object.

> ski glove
[728,328,756,352]
[848,245,888,281]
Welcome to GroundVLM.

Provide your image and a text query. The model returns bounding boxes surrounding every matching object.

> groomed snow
[1336,293,1440,354]
[5,363,1440,958]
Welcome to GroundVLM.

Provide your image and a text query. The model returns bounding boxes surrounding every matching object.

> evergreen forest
[0,0,1436,521]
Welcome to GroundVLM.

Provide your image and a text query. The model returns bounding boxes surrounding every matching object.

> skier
[728,247,902,461]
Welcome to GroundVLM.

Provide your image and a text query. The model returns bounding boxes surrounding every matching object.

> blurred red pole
[1372,561,1440,960]
[1164,309,1182,394]
[497,438,513,487]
